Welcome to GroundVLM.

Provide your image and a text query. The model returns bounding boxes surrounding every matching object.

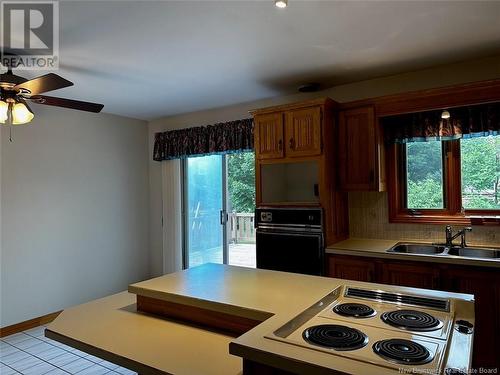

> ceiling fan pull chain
[9,124,13,143]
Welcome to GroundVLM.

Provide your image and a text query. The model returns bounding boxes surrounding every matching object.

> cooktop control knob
[454,320,474,334]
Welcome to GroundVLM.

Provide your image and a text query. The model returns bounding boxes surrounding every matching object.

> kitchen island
[46,264,475,375]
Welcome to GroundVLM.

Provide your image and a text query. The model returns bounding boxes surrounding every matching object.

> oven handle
[256,225,322,233]
[256,230,324,239]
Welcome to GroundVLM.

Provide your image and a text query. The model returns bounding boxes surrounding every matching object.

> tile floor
[0,326,136,375]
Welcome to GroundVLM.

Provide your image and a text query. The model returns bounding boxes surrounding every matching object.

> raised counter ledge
[326,238,500,268]
[47,264,475,375]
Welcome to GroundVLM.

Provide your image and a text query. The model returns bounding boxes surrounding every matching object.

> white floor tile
[83,355,104,364]
[68,348,90,358]
[114,367,137,375]
[0,343,18,357]
[44,368,71,375]
[23,326,47,338]
[75,364,110,375]
[0,363,20,375]
[11,337,43,350]
[1,334,32,345]
[1,326,126,375]
[60,358,94,374]
[22,361,56,375]
[0,350,31,365]
[24,342,56,356]
[50,353,81,368]
[98,360,119,371]
[37,347,69,361]
[9,355,45,372]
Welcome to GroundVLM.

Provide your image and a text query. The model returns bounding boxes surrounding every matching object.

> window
[389,135,500,223]
[461,135,500,210]
[406,141,444,210]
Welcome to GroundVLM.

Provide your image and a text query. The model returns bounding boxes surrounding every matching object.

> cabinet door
[442,266,500,369]
[380,261,440,289]
[338,107,377,190]
[328,255,375,282]
[285,107,322,157]
[254,113,284,160]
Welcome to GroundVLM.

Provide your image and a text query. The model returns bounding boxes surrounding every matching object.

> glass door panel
[227,152,256,268]
[185,155,223,268]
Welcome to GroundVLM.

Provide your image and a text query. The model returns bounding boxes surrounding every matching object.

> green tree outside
[227,152,256,213]
[407,135,500,210]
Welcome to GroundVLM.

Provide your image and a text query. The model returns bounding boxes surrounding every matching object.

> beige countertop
[46,291,242,375]
[46,264,475,375]
[326,238,500,267]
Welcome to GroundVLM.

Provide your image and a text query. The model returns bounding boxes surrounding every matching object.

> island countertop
[47,264,475,375]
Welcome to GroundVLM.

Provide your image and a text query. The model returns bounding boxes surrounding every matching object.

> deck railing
[229,213,255,244]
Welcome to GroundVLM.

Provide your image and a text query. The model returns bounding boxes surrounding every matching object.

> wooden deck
[189,243,256,269]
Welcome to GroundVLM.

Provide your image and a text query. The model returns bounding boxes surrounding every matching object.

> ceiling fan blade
[14,73,73,95]
[30,95,104,113]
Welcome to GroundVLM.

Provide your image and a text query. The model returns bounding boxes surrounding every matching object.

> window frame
[387,138,500,225]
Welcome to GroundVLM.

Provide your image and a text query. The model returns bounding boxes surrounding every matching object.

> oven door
[256,229,324,276]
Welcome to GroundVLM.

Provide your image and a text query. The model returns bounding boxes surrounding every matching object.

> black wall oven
[255,207,324,276]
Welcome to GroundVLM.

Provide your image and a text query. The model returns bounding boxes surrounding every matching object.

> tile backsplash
[348,192,499,246]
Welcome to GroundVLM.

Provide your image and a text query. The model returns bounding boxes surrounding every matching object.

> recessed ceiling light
[441,110,451,119]
[275,0,288,8]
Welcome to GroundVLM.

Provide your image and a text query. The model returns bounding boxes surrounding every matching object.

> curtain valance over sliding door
[153,118,254,161]
[382,102,500,144]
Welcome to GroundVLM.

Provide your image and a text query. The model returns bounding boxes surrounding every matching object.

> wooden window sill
[389,213,500,226]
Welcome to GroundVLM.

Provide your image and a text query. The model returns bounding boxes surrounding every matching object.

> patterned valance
[382,102,500,144]
[153,118,254,161]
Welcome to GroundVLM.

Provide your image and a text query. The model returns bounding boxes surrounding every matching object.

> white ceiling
[10,1,500,120]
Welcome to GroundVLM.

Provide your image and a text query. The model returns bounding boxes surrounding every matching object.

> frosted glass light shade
[0,100,8,124]
[12,102,34,125]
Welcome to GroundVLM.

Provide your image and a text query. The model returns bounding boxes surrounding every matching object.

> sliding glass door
[184,154,224,267]
[183,152,255,269]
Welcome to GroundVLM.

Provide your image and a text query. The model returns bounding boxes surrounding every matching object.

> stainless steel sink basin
[388,243,447,255]
[447,247,500,259]
[387,242,500,260]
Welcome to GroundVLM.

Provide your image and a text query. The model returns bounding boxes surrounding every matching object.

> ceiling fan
[0,66,104,125]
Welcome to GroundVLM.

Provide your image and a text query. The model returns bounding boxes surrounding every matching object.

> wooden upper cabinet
[285,107,322,157]
[254,113,284,160]
[338,106,385,191]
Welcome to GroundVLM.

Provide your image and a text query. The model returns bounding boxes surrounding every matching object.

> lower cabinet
[380,261,440,289]
[327,255,375,282]
[327,254,500,370]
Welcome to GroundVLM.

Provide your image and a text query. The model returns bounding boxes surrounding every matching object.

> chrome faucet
[445,225,472,248]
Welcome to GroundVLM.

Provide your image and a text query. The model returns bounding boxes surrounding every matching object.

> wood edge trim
[250,97,337,116]
[45,329,169,375]
[337,78,500,114]
[0,311,62,338]
[129,287,272,322]
[137,295,269,336]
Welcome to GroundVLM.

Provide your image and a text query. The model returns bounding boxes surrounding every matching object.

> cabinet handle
[278,139,283,151]
[289,138,295,150]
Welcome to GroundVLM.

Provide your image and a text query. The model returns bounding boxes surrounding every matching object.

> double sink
[388,243,500,260]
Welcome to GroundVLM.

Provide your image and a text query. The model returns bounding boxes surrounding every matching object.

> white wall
[0,105,149,327]
[148,55,500,276]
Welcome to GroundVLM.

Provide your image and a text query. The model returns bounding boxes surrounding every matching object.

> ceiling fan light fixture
[441,110,451,119]
[275,0,287,8]
[0,100,8,124]
[11,100,34,125]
